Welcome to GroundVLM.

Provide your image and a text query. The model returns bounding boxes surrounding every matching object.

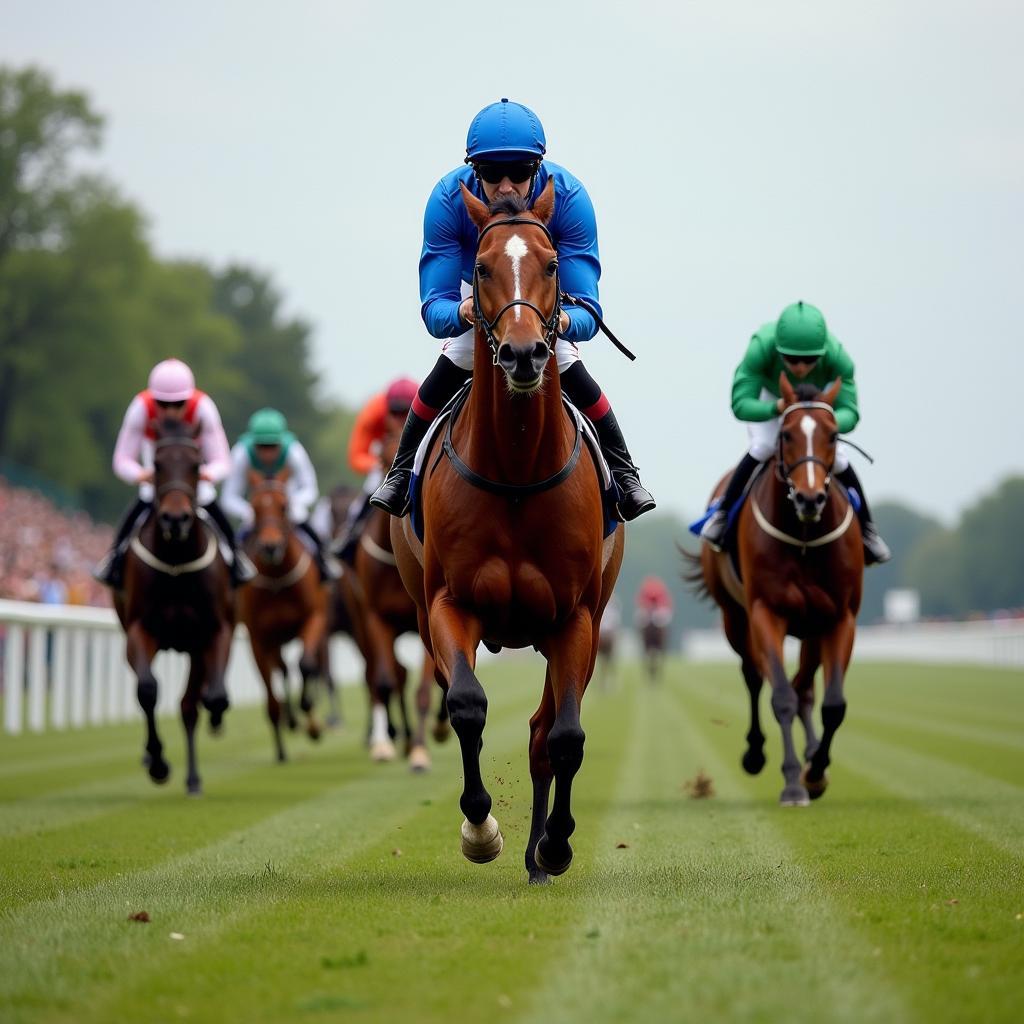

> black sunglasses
[473,160,539,185]
[782,354,819,367]
[155,399,186,410]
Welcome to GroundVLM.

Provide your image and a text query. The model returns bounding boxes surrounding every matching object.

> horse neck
[463,332,571,485]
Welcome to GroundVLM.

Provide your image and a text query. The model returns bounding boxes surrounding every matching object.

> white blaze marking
[504,235,529,321]
[800,415,816,488]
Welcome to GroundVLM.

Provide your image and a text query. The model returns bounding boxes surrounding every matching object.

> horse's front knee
[770,684,798,722]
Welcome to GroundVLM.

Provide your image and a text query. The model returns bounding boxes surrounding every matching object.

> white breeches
[746,388,849,472]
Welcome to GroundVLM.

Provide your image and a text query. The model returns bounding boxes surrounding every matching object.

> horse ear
[822,377,843,406]
[779,372,796,406]
[460,181,490,232]
[531,177,556,224]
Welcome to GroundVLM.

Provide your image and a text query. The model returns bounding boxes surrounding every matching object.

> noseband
[472,217,562,365]
[775,401,837,502]
[154,436,201,502]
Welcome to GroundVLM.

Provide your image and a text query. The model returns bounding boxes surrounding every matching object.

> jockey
[370,98,655,522]
[94,358,255,588]
[332,377,418,562]
[635,575,674,628]
[700,301,891,565]
[220,408,339,581]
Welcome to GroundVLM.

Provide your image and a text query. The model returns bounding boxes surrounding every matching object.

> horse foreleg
[750,600,807,806]
[525,669,556,884]
[364,612,397,761]
[201,622,232,733]
[298,607,328,741]
[182,656,203,796]
[319,633,342,728]
[429,599,498,862]
[409,649,434,772]
[793,639,822,762]
[535,609,593,878]
[126,624,169,784]
[253,642,287,762]
[721,605,765,775]
[803,615,855,799]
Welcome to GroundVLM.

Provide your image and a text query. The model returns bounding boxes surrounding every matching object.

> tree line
[0,65,357,521]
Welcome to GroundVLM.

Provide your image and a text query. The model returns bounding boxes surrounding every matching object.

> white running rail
[0,599,371,736]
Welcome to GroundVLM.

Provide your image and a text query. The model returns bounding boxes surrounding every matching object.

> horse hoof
[741,749,766,775]
[779,784,810,807]
[208,719,224,737]
[203,693,229,718]
[306,721,322,742]
[461,815,503,864]
[534,836,573,877]
[409,746,431,773]
[528,869,551,886]
[800,764,829,800]
[148,761,170,784]
[186,781,202,798]
[432,720,451,744]
[370,739,397,762]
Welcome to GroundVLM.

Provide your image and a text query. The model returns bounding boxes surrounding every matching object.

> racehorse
[354,427,446,769]
[237,471,329,760]
[686,375,863,806]
[637,615,669,682]
[115,418,234,796]
[391,181,624,882]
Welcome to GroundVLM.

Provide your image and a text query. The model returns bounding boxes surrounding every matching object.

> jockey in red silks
[635,575,674,629]
[332,376,418,562]
[93,358,255,588]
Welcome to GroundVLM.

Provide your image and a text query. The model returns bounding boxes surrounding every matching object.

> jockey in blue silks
[370,98,655,522]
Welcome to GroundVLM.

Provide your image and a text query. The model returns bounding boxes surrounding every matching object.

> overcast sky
[4,0,1021,522]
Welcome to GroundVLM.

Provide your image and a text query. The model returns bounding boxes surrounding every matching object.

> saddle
[408,382,619,543]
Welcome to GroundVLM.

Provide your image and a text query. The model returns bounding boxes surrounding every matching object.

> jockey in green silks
[220,408,339,581]
[700,301,891,565]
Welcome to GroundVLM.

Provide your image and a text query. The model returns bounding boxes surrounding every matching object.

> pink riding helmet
[385,376,419,413]
[148,358,196,402]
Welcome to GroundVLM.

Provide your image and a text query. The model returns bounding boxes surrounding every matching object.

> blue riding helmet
[465,98,546,163]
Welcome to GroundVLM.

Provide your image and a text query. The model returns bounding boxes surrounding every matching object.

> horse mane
[793,382,821,402]
[487,193,532,216]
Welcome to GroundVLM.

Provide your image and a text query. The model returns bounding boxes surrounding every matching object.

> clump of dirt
[127,911,150,923]
[683,771,715,799]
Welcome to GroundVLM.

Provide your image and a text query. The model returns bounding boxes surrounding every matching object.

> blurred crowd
[0,479,112,608]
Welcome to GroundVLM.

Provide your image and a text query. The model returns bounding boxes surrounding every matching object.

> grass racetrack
[1,658,1022,1023]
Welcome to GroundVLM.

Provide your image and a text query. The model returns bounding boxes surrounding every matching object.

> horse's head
[153,418,201,542]
[777,374,843,523]
[461,178,559,394]
[248,469,291,565]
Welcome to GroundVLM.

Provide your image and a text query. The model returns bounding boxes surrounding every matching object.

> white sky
[4,0,1021,522]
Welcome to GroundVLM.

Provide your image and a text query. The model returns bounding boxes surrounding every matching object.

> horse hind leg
[182,657,203,796]
[409,650,435,773]
[793,639,822,764]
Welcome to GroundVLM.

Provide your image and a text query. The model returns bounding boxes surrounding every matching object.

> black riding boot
[700,453,761,551]
[591,410,656,522]
[369,411,432,517]
[93,497,150,589]
[298,520,340,581]
[835,465,892,565]
[331,493,373,564]
[204,500,257,585]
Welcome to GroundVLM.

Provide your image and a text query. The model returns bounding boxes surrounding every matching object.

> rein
[359,534,398,566]
[129,531,218,577]
[440,385,583,501]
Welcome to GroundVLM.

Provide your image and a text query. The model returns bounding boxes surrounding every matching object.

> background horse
[686,375,863,806]
[637,616,669,682]
[114,418,234,796]
[238,471,328,760]
[354,426,446,769]
[391,181,624,883]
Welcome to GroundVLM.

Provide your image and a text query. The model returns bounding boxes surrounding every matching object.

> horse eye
[829,432,839,443]
[781,431,791,443]
[475,262,489,278]
[546,260,558,276]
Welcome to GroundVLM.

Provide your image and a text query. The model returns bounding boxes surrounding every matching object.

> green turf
[1,659,1022,1023]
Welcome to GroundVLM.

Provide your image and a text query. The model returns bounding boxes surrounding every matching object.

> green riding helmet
[247,407,288,446]
[775,301,827,357]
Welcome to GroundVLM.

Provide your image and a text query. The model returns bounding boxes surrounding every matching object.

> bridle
[472,217,561,365]
[154,436,201,503]
[775,401,838,503]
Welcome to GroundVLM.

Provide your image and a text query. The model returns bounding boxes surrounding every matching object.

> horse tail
[677,542,712,603]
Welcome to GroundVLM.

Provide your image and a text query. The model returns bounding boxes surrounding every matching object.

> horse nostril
[533,341,549,362]
[497,344,516,370]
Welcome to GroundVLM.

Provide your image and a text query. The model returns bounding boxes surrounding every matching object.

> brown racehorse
[115,418,234,796]
[687,375,863,806]
[355,427,445,770]
[391,181,624,883]
[237,471,329,760]
[638,618,669,682]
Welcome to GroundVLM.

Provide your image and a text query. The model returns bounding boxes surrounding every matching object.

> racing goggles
[781,354,820,367]
[473,160,539,185]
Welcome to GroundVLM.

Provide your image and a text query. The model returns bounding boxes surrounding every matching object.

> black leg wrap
[821,702,847,731]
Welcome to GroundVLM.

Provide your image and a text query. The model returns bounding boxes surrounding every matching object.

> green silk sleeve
[731,334,779,422]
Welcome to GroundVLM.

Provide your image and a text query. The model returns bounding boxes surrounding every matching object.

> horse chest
[143,582,220,651]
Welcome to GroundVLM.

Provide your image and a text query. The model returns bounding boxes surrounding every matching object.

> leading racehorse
[115,418,235,795]
[392,180,624,883]
[686,376,863,805]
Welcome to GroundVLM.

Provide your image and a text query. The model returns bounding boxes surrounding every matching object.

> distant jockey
[93,358,256,589]
[333,377,418,562]
[370,98,655,523]
[699,301,891,565]
[635,576,674,629]
[220,407,339,581]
